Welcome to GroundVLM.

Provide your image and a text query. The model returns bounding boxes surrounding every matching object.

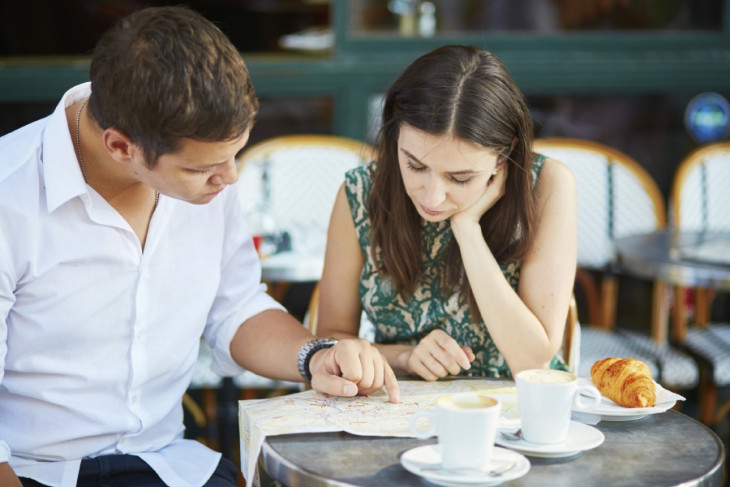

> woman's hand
[402,329,475,381]
[451,163,508,229]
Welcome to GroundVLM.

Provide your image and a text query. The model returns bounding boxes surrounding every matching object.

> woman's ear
[497,137,519,167]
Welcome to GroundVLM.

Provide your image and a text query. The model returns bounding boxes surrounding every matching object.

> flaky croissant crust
[590,357,657,408]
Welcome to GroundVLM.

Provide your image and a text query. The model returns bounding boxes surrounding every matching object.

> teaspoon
[499,428,523,441]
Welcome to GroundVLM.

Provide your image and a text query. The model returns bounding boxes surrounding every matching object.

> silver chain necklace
[75,98,159,209]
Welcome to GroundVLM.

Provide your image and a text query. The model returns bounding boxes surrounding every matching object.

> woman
[317,45,577,380]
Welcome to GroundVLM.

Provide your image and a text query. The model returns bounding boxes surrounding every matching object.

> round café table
[614,230,730,344]
[614,230,730,290]
[258,410,725,487]
[260,251,323,283]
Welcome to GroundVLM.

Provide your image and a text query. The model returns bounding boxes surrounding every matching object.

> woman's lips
[420,205,444,216]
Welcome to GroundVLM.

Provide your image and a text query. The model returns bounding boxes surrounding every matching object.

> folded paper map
[238,380,519,485]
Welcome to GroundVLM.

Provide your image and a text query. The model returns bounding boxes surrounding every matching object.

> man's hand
[308,338,400,403]
[404,329,475,381]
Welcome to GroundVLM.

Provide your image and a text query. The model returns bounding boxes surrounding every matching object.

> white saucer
[400,445,530,486]
[495,421,604,458]
[574,378,682,421]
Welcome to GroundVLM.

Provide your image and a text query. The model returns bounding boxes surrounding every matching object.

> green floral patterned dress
[345,155,568,378]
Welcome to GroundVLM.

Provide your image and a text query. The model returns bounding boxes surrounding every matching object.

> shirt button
[131,395,138,404]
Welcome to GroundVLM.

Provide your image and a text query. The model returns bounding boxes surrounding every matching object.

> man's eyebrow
[195,161,229,170]
[400,148,479,175]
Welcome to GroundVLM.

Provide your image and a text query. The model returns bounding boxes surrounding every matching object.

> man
[0,7,399,487]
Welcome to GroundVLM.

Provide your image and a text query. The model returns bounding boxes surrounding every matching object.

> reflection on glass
[348,0,722,37]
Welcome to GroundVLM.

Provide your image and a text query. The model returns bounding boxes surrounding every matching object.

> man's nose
[210,159,238,186]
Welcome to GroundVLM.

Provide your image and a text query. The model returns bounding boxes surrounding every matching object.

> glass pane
[248,96,334,145]
[0,1,330,56]
[349,0,723,38]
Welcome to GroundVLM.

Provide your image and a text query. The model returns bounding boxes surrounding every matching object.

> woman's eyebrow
[400,148,481,175]
[400,148,421,162]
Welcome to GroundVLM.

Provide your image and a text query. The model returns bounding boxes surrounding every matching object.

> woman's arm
[318,185,421,375]
[317,184,366,340]
[451,158,577,375]
[319,184,476,379]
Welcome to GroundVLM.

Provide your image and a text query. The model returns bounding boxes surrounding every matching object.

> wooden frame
[238,134,375,166]
[669,142,730,341]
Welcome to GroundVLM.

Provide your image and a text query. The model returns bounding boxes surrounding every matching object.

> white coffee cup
[515,369,601,444]
[409,393,500,470]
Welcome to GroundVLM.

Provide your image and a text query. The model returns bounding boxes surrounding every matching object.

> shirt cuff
[0,440,10,463]
[207,286,286,377]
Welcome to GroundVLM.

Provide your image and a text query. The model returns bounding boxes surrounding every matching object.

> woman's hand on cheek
[451,164,508,228]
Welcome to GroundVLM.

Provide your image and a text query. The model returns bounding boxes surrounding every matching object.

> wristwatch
[297,338,338,383]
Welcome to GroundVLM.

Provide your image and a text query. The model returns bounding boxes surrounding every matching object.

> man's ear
[102,128,136,163]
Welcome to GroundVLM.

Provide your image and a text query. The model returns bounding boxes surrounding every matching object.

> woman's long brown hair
[368,45,537,321]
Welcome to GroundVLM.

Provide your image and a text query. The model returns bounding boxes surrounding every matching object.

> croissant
[590,357,657,408]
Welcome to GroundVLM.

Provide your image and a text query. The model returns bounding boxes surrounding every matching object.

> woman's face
[397,124,502,222]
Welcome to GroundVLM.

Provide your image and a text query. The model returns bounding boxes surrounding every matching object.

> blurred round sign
[684,92,730,144]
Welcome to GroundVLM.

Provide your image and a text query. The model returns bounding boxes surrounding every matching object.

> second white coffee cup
[516,369,601,444]
[409,393,501,470]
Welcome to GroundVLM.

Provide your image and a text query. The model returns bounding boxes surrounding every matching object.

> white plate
[574,378,683,421]
[495,421,604,458]
[400,445,530,486]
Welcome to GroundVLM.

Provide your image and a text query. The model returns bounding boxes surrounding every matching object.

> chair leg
[694,288,714,328]
[715,397,730,426]
[600,274,617,329]
[700,382,718,425]
[575,269,601,326]
[651,280,669,345]
[670,285,687,343]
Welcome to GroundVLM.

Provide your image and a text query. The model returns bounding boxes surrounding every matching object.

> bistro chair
[669,141,730,424]
[236,134,374,306]
[533,137,698,391]
[237,135,374,257]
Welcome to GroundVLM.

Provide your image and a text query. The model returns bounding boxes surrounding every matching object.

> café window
[347,0,722,39]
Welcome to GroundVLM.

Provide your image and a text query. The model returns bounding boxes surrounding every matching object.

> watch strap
[297,338,338,383]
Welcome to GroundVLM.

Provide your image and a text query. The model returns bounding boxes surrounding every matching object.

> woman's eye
[406,160,426,172]
[450,176,472,185]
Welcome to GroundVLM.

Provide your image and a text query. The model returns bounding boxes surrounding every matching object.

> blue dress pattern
[345,155,568,378]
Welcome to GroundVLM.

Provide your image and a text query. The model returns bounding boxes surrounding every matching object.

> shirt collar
[43,82,92,213]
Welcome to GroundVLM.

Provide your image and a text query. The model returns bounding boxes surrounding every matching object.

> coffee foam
[438,393,497,409]
[518,369,575,384]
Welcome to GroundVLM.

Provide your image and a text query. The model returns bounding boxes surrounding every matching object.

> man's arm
[229,309,399,402]
[0,463,21,487]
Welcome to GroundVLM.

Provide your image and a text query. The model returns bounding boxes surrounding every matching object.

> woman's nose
[423,174,446,208]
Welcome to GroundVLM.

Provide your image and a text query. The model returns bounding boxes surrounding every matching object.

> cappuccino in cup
[516,369,601,444]
[410,393,500,470]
